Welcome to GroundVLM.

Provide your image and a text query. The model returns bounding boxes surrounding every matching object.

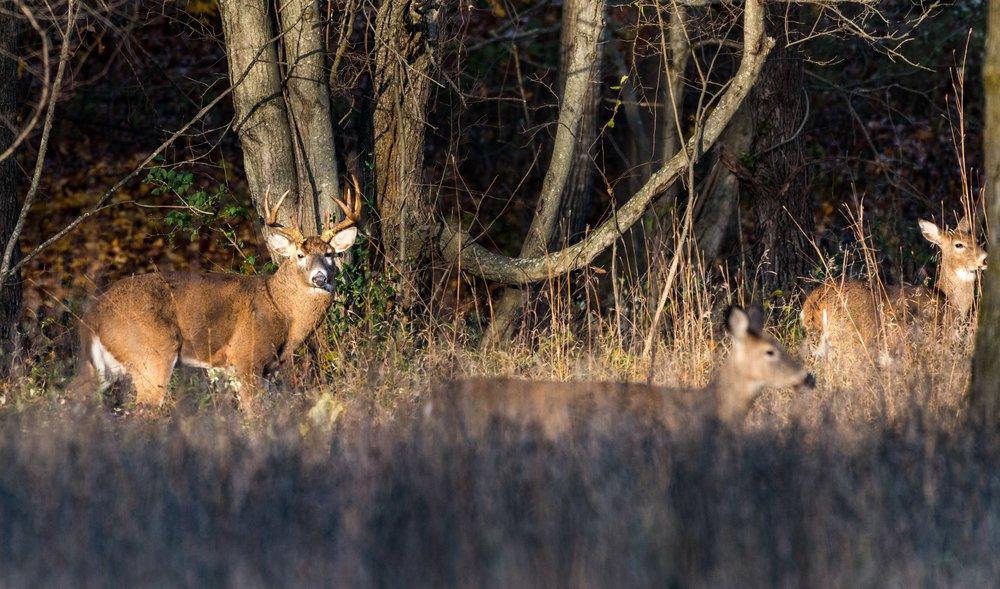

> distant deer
[69,179,363,413]
[426,306,815,437]
[801,215,987,362]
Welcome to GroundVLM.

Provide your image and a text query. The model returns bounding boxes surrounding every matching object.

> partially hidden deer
[801,215,987,363]
[68,179,363,413]
[425,306,815,437]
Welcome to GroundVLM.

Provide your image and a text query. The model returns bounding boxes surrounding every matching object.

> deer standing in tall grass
[69,180,363,413]
[801,216,987,363]
[427,307,815,437]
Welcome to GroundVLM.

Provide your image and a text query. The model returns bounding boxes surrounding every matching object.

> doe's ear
[745,304,766,334]
[329,226,358,253]
[918,219,942,246]
[725,306,750,341]
[266,231,298,258]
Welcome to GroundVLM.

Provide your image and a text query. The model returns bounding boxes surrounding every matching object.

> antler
[262,185,304,243]
[321,175,363,242]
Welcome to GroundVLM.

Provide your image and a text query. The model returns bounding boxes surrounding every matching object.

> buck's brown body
[70,182,362,412]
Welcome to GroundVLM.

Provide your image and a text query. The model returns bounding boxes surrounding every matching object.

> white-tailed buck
[426,306,815,437]
[801,215,987,362]
[69,179,363,412]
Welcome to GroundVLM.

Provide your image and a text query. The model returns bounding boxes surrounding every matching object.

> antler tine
[262,186,304,242]
[322,176,363,241]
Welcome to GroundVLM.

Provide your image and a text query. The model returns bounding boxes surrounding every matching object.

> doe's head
[724,305,815,393]
[263,178,362,292]
[919,216,987,283]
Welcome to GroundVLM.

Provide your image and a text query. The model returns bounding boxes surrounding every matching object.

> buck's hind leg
[130,354,177,408]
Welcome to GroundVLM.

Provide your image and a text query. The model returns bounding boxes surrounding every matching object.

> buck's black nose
[312,272,328,287]
[803,373,816,389]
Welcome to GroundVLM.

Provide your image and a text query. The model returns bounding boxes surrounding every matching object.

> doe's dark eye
[325,252,333,258]
[955,243,965,249]
[297,253,305,259]
[765,349,776,357]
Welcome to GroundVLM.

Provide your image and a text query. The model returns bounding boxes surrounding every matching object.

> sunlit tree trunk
[218,0,343,258]
[482,0,606,345]
[0,1,20,360]
[970,0,1000,420]
[278,0,341,232]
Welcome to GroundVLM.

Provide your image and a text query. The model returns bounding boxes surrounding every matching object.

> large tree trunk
[742,10,812,288]
[0,1,20,360]
[970,0,1000,420]
[372,0,441,307]
[482,0,606,345]
[219,0,301,251]
[278,0,340,233]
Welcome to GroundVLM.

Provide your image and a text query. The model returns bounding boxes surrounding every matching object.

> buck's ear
[329,227,358,253]
[956,215,972,233]
[266,231,298,257]
[725,306,750,342]
[918,219,942,246]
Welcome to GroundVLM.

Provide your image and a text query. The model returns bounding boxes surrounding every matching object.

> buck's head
[262,179,362,293]
[919,216,987,284]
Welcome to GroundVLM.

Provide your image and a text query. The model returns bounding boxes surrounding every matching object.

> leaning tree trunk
[482,0,606,345]
[970,0,1000,421]
[372,0,441,308]
[0,1,20,361]
[742,9,812,289]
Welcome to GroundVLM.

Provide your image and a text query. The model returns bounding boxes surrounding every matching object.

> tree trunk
[743,9,812,289]
[482,0,605,345]
[0,1,20,360]
[372,0,441,306]
[278,0,341,234]
[970,0,1000,421]
[553,0,603,247]
[694,106,754,264]
[218,0,300,251]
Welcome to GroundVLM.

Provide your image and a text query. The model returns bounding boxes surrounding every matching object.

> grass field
[1,279,997,587]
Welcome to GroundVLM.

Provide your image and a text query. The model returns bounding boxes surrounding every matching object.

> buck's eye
[955,243,965,250]
[297,253,305,259]
[325,252,333,258]
[765,349,777,357]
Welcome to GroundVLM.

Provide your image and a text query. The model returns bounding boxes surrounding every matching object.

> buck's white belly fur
[90,336,127,381]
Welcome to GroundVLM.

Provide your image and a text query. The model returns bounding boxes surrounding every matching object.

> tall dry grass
[0,227,993,586]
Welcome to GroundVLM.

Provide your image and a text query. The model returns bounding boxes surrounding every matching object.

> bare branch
[440,0,774,285]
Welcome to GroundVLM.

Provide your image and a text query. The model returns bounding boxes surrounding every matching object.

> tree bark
[482,0,606,344]
[0,1,20,359]
[373,0,441,306]
[278,0,341,234]
[218,0,300,251]
[970,0,1000,421]
[694,106,754,264]
[742,8,812,288]
[441,0,773,285]
[553,0,603,247]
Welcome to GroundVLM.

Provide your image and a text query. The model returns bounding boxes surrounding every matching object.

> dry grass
[0,256,995,586]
